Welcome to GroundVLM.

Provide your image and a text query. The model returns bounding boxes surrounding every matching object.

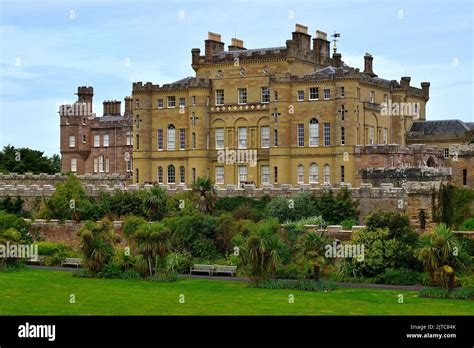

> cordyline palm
[417,224,466,289]
[143,187,166,221]
[78,219,116,273]
[299,232,327,280]
[192,177,217,214]
[133,223,171,277]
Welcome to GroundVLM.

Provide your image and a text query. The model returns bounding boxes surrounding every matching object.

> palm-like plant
[298,232,327,280]
[192,177,217,214]
[133,223,171,277]
[417,224,466,289]
[78,219,116,273]
[143,187,167,221]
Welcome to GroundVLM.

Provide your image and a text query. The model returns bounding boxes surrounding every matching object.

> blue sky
[0,0,472,156]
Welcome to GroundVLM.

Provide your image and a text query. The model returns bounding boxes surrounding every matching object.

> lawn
[0,269,472,315]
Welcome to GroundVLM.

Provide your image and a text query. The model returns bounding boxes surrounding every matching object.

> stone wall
[0,173,132,187]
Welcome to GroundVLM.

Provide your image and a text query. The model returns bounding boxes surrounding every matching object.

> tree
[0,145,60,174]
[142,187,167,221]
[192,177,217,214]
[297,232,327,280]
[417,224,466,289]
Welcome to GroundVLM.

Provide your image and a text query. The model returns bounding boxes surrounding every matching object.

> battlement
[132,78,211,93]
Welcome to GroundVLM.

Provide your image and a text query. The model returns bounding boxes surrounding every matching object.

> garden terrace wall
[0,173,131,187]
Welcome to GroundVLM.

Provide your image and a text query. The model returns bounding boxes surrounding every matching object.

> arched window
[323,164,330,184]
[168,165,175,184]
[167,124,176,150]
[274,129,278,147]
[179,166,185,184]
[309,163,319,183]
[297,164,304,184]
[309,118,319,147]
[157,166,163,184]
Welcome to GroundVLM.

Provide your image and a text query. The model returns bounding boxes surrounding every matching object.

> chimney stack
[124,96,133,116]
[421,82,430,101]
[205,32,224,60]
[400,76,411,90]
[228,38,246,51]
[333,53,342,68]
[291,24,311,51]
[103,100,121,116]
[363,53,377,77]
[313,30,330,60]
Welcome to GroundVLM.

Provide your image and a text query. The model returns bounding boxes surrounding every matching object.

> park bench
[61,257,82,268]
[26,255,46,266]
[190,264,215,276]
[213,265,237,276]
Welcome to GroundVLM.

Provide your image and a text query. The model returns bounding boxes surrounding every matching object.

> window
[323,164,330,183]
[179,97,185,108]
[238,166,247,185]
[192,132,196,149]
[463,169,467,186]
[309,163,319,183]
[167,165,175,184]
[274,90,278,101]
[297,124,304,147]
[444,148,449,158]
[135,100,140,108]
[341,127,345,145]
[82,118,86,126]
[274,166,278,183]
[158,99,164,108]
[215,166,224,184]
[261,165,269,184]
[135,115,140,129]
[261,126,270,148]
[192,168,196,183]
[94,135,100,147]
[274,129,278,147]
[238,127,247,149]
[99,155,105,173]
[215,128,224,149]
[369,91,375,103]
[383,94,388,105]
[369,126,375,145]
[297,90,304,101]
[167,124,176,150]
[157,166,163,183]
[357,87,360,99]
[82,135,86,144]
[297,164,304,184]
[105,157,110,173]
[340,86,345,97]
[273,108,278,124]
[261,87,270,103]
[179,129,185,150]
[323,88,331,100]
[309,118,319,147]
[238,88,247,104]
[136,134,140,150]
[383,128,388,144]
[340,105,345,121]
[323,123,331,146]
[179,166,185,184]
[103,134,109,147]
[126,157,132,173]
[93,157,98,173]
[71,158,77,172]
[69,136,76,148]
[215,90,224,105]
[340,165,345,183]
[167,96,176,108]
[191,112,197,127]
[157,129,163,150]
[309,87,319,100]
[127,132,133,145]
[191,96,196,106]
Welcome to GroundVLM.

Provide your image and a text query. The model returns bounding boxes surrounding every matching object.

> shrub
[0,211,31,242]
[459,217,474,231]
[251,279,337,292]
[266,193,318,223]
[374,268,424,285]
[35,241,67,256]
[149,272,179,282]
[166,251,193,274]
[419,287,474,300]
[340,219,358,230]
[275,262,310,280]
[122,215,147,239]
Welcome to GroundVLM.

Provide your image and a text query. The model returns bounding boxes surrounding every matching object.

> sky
[0,0,473,156]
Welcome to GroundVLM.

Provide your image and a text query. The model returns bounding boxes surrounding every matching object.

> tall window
[274,129,278,147]
[167,124,176,150]
[297,124,304,147]
[261,165,270,184]
[179,97,185,108]
[323,123,331,146]
[340,105,345,121]
[192,132,196,149]
[297,164,304,184]
[444,148,449,158]
[309,118,319,147]
[369,126,375,145]
[215,166,224,184]
[274,90,278,101]
[94,135,100,147]
[157,166,163,183]
[99,155,105,173]
[340,86,345,97]
[340,165,345,183]
[93,157,98,173]
[341,127,345,145]
[103,134,109,147]
[69,136,76,148]
[238,88,247,104]
[71,158,77,172]
[309,87,319,100]
[261,126,270,148]
[136,168,139,183]
[383,128,388,144]
[126,131,133,145]
[297,90,304,101]
[261,87,270,103]
[157,99,164,108]
[105,157,110,173]
[179,166,185,184]
[136,134,139,150]
[157,129,163,150]
[369,91,375,103]
[126,157,132,173]
[191,96,196,106]
[238,127,247,149]
[168,165,175,184]
[192,168,196,183]
[323,89,331,100]
[82,134,87,143]
[215,128,224,149]
[238,166,247,185]
[323,164,330,183]
[274,166,278,183]
[167,96,176,108]
[273,108,278,123]
[215,90,224,105]
[309,163,319,183]
[191,112,196,127]
[179,129,186,150]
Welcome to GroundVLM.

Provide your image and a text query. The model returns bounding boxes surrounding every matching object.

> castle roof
[408,120,472,136]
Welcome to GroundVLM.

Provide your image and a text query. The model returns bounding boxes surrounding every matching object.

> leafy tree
[0,196,25,216]
[192,177,217,214]
[142,187,167,221]
[0,145,60,174]
[0,211,31,242]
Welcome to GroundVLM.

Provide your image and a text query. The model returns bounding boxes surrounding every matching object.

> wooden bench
[61,258,82,268]
[213,265,237,276]
[190,264,215,276]
[26,255,46,266]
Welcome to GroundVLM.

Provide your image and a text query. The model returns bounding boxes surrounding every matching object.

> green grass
[0,269,472,315]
